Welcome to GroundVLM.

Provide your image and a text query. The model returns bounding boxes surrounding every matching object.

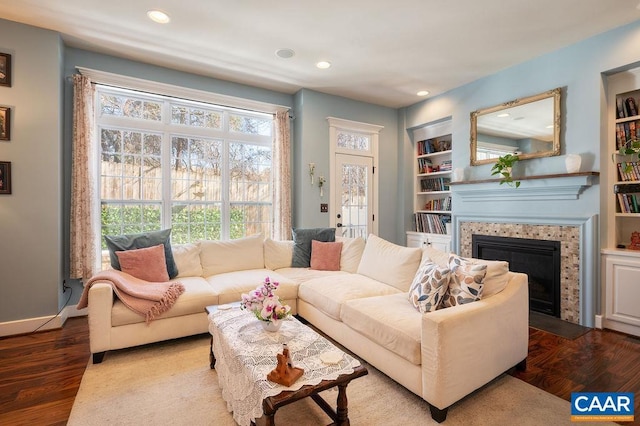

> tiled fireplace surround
[453,215,598,327]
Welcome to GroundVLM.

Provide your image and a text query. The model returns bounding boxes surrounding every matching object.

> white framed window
[96,85,273,263]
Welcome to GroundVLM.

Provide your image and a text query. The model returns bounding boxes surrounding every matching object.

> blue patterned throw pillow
[408,258,451,313]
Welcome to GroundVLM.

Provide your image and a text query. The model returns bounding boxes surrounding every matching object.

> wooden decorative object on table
[267,345,304,387]
[629,231,640,250]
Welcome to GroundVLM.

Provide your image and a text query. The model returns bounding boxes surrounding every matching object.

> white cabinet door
[603,253,640,337]
[406,232,451,252]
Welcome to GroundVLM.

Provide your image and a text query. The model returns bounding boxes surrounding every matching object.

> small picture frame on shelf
[0,107,9,141]
[0,53,11,87]
[0,161,11,194]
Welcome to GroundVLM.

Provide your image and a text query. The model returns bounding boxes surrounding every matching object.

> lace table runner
[208,308,361,426]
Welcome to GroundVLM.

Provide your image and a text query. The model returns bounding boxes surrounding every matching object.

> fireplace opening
[472,235,561,317]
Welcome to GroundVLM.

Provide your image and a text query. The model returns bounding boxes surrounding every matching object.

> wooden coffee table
[206,305,368,426]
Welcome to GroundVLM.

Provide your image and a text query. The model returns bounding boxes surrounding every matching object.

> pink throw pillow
[310,240,343,271]
[116,244,170,282]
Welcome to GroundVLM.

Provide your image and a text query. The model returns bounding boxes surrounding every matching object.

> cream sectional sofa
[85,232,528,422]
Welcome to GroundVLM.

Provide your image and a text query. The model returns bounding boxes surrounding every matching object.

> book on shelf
[618,193,639,213]
[616,162,640,181]
[617,96,626,119]
[414,212,450,234]
[614,183,640,193]
[419,177,451,192]
[625,97,638,117]
[423,196,452,212]
[417,139,435,155]
[417,157,433,174]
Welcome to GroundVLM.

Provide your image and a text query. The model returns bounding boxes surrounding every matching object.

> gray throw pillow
[104,228,179,279]
[291,227,336,267]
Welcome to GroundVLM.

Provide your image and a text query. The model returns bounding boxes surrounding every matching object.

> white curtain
[70,74,98,280]
[272,110,292,240]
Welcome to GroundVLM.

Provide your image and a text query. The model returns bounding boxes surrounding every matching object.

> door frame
[327,117,382,237]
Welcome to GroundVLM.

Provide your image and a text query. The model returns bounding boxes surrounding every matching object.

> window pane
[171,105,222,129]
[100,94,161,121]
[337,131,370,151]
[100,203,161,249]
[229,113,271,136]
[229,142,271,202]
[171,203,222,243]
[171,137,222,201]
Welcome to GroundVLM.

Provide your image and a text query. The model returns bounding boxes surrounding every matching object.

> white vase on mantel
[565,154,582,174]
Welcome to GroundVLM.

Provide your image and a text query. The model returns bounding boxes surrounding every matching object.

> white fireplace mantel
[450,172,598,202]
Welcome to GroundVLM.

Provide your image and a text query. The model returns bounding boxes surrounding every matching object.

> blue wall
[400,20,640,227]
[292,89,399,243]
[0,19,64,327]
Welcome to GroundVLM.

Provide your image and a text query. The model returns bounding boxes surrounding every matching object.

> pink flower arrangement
[240,277,291,325]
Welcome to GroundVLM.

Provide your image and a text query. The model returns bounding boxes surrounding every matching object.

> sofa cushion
[291,227,335,267]
[442,254,487,308]
[273,267,349,285]
[461,258,509,298]
[341,293,422,365]
[336,236,366,273]
[408,258,451,313]
[357,234,422,292]
[172,243,203,278]
[298,274,401,321]
[205,269,298,305]
[310,240,343,271]
[111,276,217,326]
[264,238,294,270]
[105,228,178,279]
[421,246,450,268]
[199,234,264,276]
[115,244,170,282]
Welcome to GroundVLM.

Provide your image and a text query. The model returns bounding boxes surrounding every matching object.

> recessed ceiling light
[497,113,510,118]
[417,90,429,97]
[275,48,295,59]
[147,10,170,24]
[316,61,331,69]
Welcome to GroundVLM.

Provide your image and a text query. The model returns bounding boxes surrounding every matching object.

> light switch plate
[320,203,328,213]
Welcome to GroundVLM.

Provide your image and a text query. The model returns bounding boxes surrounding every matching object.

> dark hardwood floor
[0,317,639,425]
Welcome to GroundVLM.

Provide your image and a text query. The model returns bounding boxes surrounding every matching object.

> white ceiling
[1,1,639,108]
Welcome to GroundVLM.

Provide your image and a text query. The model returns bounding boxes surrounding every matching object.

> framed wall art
[0,53,11,87]
[0,161,11,194]
[0,107,10,141]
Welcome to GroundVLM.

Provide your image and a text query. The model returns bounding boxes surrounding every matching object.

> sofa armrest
[420,272,528,409]
[87,283,114,354]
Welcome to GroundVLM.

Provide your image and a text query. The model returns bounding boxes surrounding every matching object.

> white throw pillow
[421,246,450,268]
[464,258,510,298]
[172,243,203,278]
[199,234,265,276]
[336,236,366,273]
[264,238,294,270]
[408,257,451,313]
[356,234,422,292]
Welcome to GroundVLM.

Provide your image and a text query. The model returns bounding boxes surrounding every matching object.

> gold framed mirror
[470,88,561,165]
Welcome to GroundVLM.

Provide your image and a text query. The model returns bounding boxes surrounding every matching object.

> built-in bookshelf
[610,81,640,248]
[602,67,640,338]
[407,118,452,251]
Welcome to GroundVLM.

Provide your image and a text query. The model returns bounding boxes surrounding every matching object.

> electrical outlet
[320,203,328,213]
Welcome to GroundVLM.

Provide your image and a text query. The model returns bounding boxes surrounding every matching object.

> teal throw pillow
[291,227,336,267]
[104,228,179,279]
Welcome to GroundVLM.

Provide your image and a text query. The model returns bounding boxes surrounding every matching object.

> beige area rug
[68,335,613,426]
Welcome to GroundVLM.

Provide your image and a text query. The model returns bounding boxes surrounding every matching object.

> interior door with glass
[334,153,373,238]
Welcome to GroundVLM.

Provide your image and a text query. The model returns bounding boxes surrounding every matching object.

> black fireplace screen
[472,235,561,317]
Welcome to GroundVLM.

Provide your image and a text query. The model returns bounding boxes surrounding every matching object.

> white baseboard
[0,304,87,337]
[594,315,603,329]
